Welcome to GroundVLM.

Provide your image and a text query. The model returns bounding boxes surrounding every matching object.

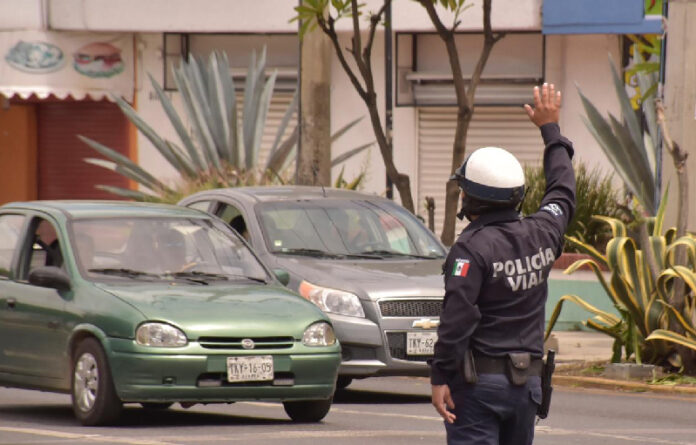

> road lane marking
[0,426,177,445]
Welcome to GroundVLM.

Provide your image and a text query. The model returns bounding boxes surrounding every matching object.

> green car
[0,201,340,425]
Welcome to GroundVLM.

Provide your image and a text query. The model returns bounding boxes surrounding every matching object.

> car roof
[0,200,207,220]
[186,186,390,205]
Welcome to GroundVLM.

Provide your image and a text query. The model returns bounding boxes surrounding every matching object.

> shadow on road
[0,404,291,428]
[333,388,430,405]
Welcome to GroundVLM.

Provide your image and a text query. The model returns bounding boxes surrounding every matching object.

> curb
[553,375,696,395]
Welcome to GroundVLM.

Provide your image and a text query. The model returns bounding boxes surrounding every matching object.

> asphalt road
[1,377,695,445]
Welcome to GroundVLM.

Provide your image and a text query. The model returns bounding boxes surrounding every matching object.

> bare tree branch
[317,14,368,101]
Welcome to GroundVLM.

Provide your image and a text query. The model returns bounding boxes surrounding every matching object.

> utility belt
[460,349,555,418]
[462,352,543,386]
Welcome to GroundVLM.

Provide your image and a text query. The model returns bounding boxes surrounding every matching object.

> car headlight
[299,281,365,318]
[136,322,188,347]
[302,322,337,347]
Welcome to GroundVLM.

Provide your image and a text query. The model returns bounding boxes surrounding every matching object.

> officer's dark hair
[457,193,517,221]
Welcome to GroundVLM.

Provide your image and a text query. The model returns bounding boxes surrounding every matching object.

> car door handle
[6,298,16,309]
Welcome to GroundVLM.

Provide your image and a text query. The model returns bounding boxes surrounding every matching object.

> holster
[537,349,556,419]
[506,352,532,386]
[462,349,478,384]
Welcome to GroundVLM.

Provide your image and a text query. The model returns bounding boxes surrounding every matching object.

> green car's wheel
[140,402,174,410]
[283,398,332,422]
[71,338,122,426]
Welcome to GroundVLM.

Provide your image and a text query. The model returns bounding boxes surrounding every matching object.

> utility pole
[296,1,332,186]
[662,0,695,232]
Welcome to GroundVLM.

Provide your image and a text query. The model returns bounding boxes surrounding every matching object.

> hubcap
[74,352,99,412]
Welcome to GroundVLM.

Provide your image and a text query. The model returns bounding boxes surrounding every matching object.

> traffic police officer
[430,83,575,445]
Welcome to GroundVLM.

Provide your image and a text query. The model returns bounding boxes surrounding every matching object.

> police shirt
[430,123,576,385]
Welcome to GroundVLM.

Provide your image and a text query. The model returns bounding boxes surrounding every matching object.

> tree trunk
[297,6,332,186]
[440,109,473,245]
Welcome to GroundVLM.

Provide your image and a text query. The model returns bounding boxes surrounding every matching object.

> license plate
[226,356,274,382]
[406,331,438,356]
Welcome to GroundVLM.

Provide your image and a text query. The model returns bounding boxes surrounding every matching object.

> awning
[0,31,134,102]
[542,0,663,35]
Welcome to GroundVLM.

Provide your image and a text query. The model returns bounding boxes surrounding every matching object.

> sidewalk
[545,330,614,363]
[545,330,696,395]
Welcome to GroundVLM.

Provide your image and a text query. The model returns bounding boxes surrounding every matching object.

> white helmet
[451,146,525,207]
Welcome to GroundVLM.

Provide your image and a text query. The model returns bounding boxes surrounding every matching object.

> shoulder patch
[452,259,470,277]
[541,203,563,217]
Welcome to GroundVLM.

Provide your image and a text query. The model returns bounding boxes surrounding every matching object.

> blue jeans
[445,373,542,445]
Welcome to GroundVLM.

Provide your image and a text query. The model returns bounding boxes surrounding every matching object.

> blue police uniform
[430,123,576,445]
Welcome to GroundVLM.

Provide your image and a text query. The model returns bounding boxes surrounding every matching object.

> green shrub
[522,162,624,253]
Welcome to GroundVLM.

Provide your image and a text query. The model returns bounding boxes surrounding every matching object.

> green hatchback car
[0,201,340,425]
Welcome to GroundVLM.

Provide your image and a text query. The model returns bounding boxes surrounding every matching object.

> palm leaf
[545,294,621,341]
[646,330,696,351]
[331,142,374,167]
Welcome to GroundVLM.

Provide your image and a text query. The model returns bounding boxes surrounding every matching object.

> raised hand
[524,83,562,128]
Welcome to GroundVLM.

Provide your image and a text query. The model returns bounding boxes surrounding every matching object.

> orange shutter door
[37,100,130,200]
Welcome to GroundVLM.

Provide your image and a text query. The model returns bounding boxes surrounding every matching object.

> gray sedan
[179,187,446,387]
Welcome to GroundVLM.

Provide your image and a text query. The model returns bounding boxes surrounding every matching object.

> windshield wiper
[88,268,160,279]
[273,248,343,259]
[355,250,441,259]
[170,271,267,284]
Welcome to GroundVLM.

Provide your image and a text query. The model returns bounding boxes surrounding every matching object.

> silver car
[179,187,446,387]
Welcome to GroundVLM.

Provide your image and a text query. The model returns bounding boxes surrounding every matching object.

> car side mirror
[28,266,71,292]
[273,268,290,286]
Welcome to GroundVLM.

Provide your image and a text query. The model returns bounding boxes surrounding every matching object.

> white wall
[547,34,622,176]
[0,0,43,30]
[47,0,541,33]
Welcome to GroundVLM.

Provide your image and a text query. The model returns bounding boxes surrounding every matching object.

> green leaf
[148,73,203,171]
[331,142,373,166]
[564,258,620,308]
[544,294,621,341]
[609,57,644,152]
[330,116,365,143]
[79,136,170,193]
[94,185,161,202]
[564,235,609,268]
[269,89,299,158]
[646,330,696,352]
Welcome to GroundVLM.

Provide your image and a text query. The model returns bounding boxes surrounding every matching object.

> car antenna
[312,165,327,197]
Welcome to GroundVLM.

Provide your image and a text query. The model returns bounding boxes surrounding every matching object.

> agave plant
[544,193,696,366]
[80,49,371,202]
[578,51,659,215]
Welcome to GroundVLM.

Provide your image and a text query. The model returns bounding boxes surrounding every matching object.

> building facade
[0,0,673,234]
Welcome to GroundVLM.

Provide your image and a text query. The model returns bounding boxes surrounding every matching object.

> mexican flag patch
[452,259,470,277]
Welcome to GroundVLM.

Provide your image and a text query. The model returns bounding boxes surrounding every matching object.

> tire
[336,376,353,390]
[140,402,174,410]
[283,398,332,423]
[71,338,122,426]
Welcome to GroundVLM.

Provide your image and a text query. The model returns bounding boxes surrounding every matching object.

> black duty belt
[473,355,544,376]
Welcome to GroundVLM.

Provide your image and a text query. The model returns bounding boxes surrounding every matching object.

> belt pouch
[506,352,531,386]
[462,349,478,384]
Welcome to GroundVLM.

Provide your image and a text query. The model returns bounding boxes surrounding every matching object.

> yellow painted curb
[554,375,696,395]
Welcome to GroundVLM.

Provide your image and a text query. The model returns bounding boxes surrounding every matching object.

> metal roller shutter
[37,101,130,200]
[253,91,297,169]
[417,106,542,236]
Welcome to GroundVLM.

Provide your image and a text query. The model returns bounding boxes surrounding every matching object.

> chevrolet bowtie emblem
[412,318,440,329]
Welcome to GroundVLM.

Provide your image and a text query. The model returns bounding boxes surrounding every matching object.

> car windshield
[257,199,446,258]
[70,217,268,283]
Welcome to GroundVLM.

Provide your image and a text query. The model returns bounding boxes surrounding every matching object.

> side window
[216,203,250,243]
[187,200,212,212]
[28,218,65,274]
[0,214,26,278]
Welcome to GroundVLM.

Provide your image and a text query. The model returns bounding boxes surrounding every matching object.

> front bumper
[329,302,440,378]
[106,338,341,402]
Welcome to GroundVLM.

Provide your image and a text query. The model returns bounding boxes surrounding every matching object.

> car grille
[198,336,295,349]
[379,299,442,317]
[386,332,431,362]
